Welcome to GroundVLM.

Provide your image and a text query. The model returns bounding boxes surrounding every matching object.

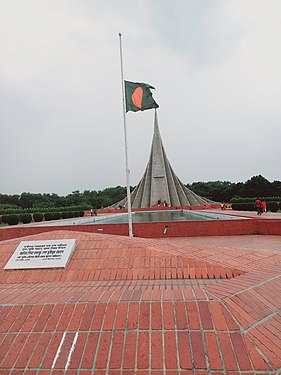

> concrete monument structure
[114,110,211,208]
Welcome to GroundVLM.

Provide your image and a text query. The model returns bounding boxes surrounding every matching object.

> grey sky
[1,0,280,195]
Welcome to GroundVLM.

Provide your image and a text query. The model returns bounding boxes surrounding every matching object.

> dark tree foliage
[0,186,128,210]
[187,175,280,202]
[0,176,280,208]
[186,181,236,202]
[271,181,281,196]
[0,194,20,206]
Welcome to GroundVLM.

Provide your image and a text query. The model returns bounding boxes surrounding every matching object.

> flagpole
[118,33,133,238]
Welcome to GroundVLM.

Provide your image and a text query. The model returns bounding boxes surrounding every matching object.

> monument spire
[114,110,210,208]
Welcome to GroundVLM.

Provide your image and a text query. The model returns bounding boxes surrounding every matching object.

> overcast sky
[1,0,281,195]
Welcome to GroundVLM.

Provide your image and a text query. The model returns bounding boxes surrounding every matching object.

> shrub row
[0,210,84,226]
[231,196,281,204]
[0,205,89,215]
[20,213,33,224]
[33,213,44,222]
[232,201,280,212]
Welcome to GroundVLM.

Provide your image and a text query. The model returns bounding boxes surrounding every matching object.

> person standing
[261,201,267,213]
[255,198,262,215]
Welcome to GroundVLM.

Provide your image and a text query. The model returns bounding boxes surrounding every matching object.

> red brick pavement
[0,232,243,284]
[0,231,280,373]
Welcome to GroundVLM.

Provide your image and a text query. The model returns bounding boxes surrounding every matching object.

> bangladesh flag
[125,81,159,112]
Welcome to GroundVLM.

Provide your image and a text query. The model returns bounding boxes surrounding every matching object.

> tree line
[0,175,280,210]
[187,175,281,202]
[0,186,128,210]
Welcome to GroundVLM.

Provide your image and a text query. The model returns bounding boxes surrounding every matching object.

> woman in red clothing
[255,198,262,215]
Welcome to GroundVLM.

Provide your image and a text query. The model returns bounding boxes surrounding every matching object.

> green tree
[241,175,271,198]
[19,192,34,209]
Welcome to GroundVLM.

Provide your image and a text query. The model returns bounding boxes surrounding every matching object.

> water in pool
[93,210,241,224]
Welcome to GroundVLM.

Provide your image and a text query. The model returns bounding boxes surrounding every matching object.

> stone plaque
[4,239,77,270]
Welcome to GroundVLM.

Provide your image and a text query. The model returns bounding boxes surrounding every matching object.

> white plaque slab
[4,239,77,270]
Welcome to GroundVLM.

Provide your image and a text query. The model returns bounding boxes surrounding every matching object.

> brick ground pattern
[0,230,280,374]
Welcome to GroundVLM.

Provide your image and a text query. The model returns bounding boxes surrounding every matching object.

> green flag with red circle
[125,81,159,112]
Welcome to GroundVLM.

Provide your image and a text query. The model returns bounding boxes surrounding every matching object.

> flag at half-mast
[125,81,159,112]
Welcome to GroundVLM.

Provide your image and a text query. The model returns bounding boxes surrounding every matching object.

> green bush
[44,212,54,221]
[1,215,7,224]
[74,211,80,217]
[6,214,19,226]
[0,205,89,215]
[245,203,255,211]
[33,213,44,222]
[232,198,281,213]
[19,213,32,224]
[232,203,255,211]
[52,212,62,220]
[231,203,239,210]
[267,201,279,212]
[79,210,85,217]
[61,211,74,219]
[231,196,281,204]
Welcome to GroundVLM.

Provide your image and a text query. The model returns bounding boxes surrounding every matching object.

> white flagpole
[118,33,133,238]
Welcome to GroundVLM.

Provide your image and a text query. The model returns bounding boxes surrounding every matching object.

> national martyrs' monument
[113,109,211,208]
[114,79,211,209]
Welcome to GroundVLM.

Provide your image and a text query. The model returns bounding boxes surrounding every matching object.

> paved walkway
[207,208,281,219]
[0,231,280,374]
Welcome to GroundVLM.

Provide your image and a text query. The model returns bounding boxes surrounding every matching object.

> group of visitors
[254,198,267,215]
[221,203,231,210]
[157,199,170,207]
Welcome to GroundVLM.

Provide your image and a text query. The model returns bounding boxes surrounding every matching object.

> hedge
[232,203,255,211]
[44,212,54,221]
[19,213,32,224]
[0,205,89,215]
[1,215,7,224]
[267,202,279,212]
[231,196,281,204]
[33,213,44,222]
[1,210,86,225]
[61,211,74,219]
[52,212,62,220]
[6,214,20,226]
[232,201,281,212]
